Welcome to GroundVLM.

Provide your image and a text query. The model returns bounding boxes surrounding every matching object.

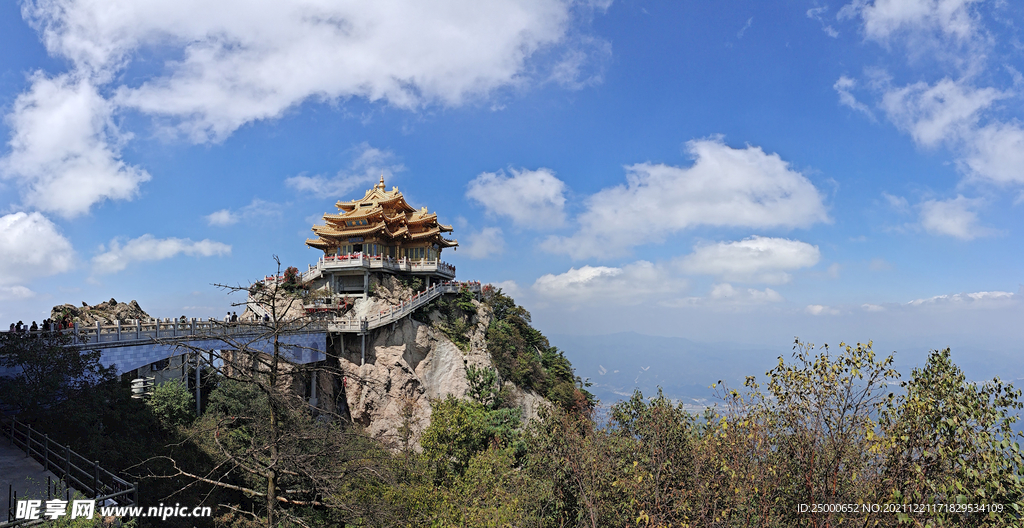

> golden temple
[306,175,458,259]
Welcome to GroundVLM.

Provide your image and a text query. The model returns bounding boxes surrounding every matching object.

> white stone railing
[327,280,482,333]
[3,318,327,346]
[5,281,481,346]
[301,254,456,283]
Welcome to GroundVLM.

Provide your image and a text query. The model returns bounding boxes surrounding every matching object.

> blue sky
[1,0,1023,362]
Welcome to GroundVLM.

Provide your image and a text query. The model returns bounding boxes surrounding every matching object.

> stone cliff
[332,286,548,450]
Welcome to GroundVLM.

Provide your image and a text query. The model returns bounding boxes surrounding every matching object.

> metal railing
[1,417,137,527]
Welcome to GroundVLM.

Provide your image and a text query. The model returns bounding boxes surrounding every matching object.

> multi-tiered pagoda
[302,176,458,296]
[306,176,458,259]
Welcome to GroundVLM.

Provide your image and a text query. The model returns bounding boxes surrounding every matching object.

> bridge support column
[195,352,201,416]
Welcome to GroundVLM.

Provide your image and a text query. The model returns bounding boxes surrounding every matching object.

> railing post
[93,460,100,497]
[133,482,139,506]
[73,322,79,341]
[24,423,31,457]
[173,319,178,336]
[191,318,196,335]
[64,445,70,482]
[43,434,49,471]
[116,320,121,341]
[94,321,101,343]
[135,319,141,340]
[155,318,160,338]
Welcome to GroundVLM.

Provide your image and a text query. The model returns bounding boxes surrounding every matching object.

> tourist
[232,312,238,322]
[29,321,38,332]
[8,323,14,332]
[16,321,24,332]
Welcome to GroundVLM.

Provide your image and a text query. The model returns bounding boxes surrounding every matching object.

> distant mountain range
[550,332,1024,410]
[549,332,782,409]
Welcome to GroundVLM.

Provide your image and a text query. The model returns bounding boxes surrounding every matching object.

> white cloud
[0,286,36,301]
[662,283,783,307]
[807,6,840,38]
[92,234,231,274]
[869,258,892,271]
[806,304,841,315]
[286,143,404,197]
[882,192,909,211]
[827,262,841,278]
[918,195,991,240]
[838,3,1024,193]
[678,236,821,284]
[1,74,150,218]
[206,210,237,227]
[707,283,783,304]
[0,212,75,286]
[6,0,600,218]
[964,122,1024,185]
[21,0,591,141]
[205,198,282,226]
[881,78,1004,148]
[834,76,874,119]
[862,303,886,311]
[841,0,982,43]
[548,35,611,90]
[543,137,830,259]
[462,227,506,259]
[466,167,567,228]
[532,261,687,306]
[907,290,1015,307]
[486,280,522,299]
[737,17,753,39]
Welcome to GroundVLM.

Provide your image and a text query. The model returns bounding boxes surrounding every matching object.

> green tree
[421,396,522,484]
[0,330,116,414]
[466,364,501,410]
[525,407,624,528]
[610,388,696,526]
[148,378,196,428]
[880,348,1024,525]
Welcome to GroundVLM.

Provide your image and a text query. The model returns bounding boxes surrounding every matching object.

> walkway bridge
[2,281,480,377]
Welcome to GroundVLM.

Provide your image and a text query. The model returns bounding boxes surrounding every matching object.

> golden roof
[306,175,459,252]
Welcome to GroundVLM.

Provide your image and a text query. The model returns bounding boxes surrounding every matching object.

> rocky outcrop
[51,298,150,325]
[336,299,549,450]
[368,274,417,306]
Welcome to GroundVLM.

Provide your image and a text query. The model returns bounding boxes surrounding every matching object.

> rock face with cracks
[336,298,548,450]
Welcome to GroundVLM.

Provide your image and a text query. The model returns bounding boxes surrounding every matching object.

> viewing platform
[301,254,456,284]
